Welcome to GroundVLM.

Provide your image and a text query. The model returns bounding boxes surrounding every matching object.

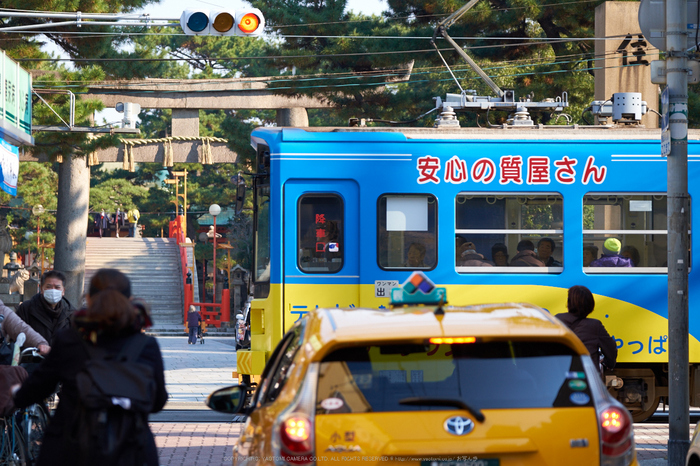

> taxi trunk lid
[315,408,599,465]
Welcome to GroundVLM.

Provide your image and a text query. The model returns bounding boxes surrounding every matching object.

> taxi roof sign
[390,271,447,306]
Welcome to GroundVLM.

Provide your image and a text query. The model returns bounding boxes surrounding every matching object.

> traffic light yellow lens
[238,13,260,34]
[213,13,234,33]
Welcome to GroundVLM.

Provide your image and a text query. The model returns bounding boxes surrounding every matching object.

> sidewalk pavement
[157,336,238,407]
[154,336,240,466]
[152,336,692,466]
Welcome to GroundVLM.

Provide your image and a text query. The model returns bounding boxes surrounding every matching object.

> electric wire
[0,0,604,31]
[29,47,645,88]
[31,49,661,96]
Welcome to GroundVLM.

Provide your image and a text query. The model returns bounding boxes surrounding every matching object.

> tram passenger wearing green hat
[589,238,633,267]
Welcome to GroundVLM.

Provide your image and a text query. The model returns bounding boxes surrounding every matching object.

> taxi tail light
[600,405,634,463]
[280,415,314,464]
[272,363,318,466]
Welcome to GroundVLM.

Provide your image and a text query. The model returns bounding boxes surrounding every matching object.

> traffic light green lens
[213,13,234,33]
[238,13,260,34]
[187,12,209,32]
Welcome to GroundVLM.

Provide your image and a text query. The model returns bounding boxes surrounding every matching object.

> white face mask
[43,289,63,304]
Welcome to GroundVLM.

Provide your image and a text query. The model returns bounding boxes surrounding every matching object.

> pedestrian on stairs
[112,205,125,238]
[187,305,201,345]
[96,209,109,238]
[127,207,140,238]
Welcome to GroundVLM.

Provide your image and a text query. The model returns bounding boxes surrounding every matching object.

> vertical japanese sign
[0,139,19,196]
[616,34,650,66]
[0,50,33,147]
[661,86,670,156]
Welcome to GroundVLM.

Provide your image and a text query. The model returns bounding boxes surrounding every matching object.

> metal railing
[169,216,230,328]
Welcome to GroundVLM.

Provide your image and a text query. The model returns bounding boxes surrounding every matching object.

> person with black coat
[12,269,167,466]
[555,285,618,373]
[16,270,75,346]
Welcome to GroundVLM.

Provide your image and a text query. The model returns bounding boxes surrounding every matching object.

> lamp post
[164,170,189,236]
[24,231,32,267]
[209,204,221,304]
[198,231,208,303]
[32,204,45,253]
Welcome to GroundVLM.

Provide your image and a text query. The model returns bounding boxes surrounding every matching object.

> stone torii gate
[20,76,332,307]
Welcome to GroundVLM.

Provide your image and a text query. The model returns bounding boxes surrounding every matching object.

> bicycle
[17,347,49,466]
[0,413,26,466]
[0,346,50,466]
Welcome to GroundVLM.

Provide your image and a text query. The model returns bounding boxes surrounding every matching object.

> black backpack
[71,333,156,466]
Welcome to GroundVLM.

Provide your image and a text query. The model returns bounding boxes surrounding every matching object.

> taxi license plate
[420,460,499,466]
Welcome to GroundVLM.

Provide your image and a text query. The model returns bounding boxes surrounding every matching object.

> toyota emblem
[444,416,475,436]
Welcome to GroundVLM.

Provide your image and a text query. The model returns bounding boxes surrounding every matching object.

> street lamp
[209,204,221,304]
[32,204,44,252]
[198,231,208,303]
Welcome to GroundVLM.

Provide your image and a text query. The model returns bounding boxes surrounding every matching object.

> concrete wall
[595,1,660,127]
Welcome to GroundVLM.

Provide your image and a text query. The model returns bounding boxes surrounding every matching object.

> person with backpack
[555,285,618,374]
[11,269,167,466]
[127,207,140,237]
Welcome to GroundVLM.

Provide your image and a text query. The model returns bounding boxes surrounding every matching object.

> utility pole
[666,0,690,462]
[639,0,692,459]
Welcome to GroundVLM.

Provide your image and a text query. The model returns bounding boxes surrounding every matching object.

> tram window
[583,193,690,273]
[455,193,563,273]
[298,194,344,273]
[377,194,437,270]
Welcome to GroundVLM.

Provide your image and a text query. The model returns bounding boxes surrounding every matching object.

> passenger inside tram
[583,246,598,267]
[404,243,426,268]
[621,245,640,267]
[491,243,509,266]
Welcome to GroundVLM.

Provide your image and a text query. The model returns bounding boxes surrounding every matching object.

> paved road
[151,336,691,466]
[153,336,240,466]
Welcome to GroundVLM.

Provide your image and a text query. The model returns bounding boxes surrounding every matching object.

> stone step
[84,237,184,329]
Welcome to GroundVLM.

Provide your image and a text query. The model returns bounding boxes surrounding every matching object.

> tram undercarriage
[606,364,700,422]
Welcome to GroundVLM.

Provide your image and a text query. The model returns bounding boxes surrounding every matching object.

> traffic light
[180,9,265,36]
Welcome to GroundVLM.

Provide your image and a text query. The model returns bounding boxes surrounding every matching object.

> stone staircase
[84,237,185,335]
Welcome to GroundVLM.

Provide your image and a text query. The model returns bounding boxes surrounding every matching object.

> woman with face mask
[16,270,75,346]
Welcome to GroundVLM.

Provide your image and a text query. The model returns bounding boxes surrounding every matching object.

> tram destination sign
[0,50,32,147]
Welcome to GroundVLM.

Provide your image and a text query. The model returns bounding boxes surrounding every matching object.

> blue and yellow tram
[238,125,700,421]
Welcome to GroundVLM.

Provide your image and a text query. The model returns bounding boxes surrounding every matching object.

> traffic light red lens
[238,13,260,34]
[187,12,209,32]
[213,13,234,33]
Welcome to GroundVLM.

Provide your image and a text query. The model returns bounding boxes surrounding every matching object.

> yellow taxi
[208,273,637,466]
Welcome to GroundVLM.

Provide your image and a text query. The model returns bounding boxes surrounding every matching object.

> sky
[137,0,387,19]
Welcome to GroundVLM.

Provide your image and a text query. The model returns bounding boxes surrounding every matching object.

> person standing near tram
[556,285,617,374]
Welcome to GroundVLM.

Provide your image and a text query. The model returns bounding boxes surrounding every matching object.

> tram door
[283,180,359,330]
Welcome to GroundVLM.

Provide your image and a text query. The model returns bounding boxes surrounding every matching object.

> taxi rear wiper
[398,397,485,423]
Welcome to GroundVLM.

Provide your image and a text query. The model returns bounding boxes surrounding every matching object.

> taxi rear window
[316,341,593,414]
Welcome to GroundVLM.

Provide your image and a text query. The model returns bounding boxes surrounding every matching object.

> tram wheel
[631,397,661,423]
